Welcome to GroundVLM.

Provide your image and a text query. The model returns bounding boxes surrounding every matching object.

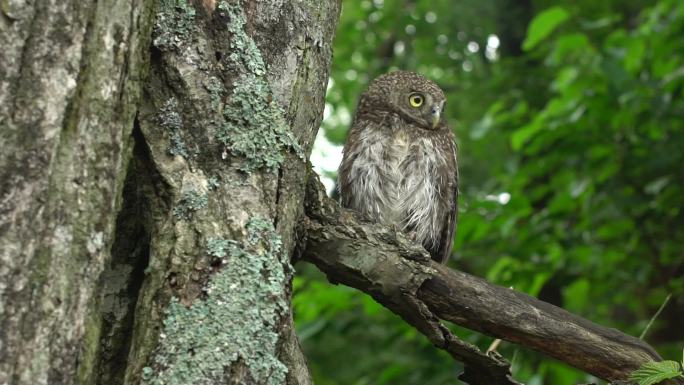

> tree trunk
[0,1,155,384]
[0,0,341,384]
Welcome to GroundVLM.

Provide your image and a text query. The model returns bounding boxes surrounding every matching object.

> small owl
[338,71,458,263]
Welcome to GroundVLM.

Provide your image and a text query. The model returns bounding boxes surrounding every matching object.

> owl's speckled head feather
[358,71,446,130]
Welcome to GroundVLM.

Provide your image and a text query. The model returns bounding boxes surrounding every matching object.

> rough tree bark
[0,1,675,385]
[119,1,340,384]
[1,0,340,384]
[0,1,155,384]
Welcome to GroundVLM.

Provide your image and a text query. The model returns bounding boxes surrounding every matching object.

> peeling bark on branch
[301,172,678,385]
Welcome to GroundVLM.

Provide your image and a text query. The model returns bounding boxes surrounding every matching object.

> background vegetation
[296,0,684,383]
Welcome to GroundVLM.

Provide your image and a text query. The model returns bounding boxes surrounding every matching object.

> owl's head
[361,71,446,130]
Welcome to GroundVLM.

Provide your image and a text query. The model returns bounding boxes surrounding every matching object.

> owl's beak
[431,105,441,128]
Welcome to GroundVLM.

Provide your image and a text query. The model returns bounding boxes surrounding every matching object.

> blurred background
[296,0,684,384]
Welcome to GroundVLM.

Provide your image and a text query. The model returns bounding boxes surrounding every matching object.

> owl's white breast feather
[340,121,448,249]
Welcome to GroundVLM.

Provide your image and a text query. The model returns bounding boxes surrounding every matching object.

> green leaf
[550,33,591,63]
[511,118,542,151]
[629,360,683,385]
[563,278,590,312]
[523,6,570,51]
[624,38,646,73]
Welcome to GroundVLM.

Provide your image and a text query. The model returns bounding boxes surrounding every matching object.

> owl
[338,71,458,263]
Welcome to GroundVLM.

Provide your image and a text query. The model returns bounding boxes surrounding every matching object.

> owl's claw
[390,224,405,242]
[390,224,403,242]
[390,224,418,243]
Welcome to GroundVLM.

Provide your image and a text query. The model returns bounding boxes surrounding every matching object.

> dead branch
[300,172,679,385]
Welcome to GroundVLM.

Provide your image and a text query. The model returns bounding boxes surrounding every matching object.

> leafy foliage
[299,0,684,384]
[629,360,684,385]
[522,6,570,51]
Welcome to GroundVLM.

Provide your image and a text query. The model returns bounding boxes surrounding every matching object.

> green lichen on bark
[153,0,196,50]
[172,191,208,219]
[215,1,303,172]
[207,176,221,190]
[143,218,290,385]
[204,77,224,111]
[157,98,189,158]
[206,238,235,258]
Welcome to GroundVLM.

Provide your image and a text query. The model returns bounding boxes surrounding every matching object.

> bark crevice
[95,123,155,385]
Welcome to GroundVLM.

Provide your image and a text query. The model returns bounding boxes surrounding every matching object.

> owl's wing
[337,120,364,208]
[433,133,458,264]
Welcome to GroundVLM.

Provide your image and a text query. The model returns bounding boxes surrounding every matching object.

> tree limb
[300,172,679,385]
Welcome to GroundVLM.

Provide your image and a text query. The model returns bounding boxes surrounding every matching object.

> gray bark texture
[0,0,340,384]
[0,0,156,384]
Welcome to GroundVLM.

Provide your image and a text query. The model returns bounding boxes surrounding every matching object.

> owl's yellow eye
[409,93,424,107]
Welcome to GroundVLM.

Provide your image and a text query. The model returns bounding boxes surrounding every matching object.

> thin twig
[640,293,672,340]
[487,339,503,354]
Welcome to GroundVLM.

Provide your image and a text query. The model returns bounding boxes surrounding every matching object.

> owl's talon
[390,224,402,243]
